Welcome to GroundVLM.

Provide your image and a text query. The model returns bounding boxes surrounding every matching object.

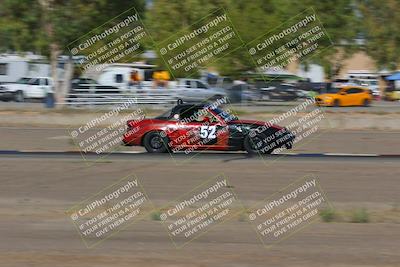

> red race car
[122,100,295,154]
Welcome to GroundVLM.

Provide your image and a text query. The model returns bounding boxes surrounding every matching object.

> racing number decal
[200,126,216,139]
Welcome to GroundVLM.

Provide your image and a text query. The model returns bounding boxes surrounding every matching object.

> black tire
[333,99,340,107]
[363,99,370,107]
[143,131,169,153]
[14,91,24,102]
[243,133,274,155]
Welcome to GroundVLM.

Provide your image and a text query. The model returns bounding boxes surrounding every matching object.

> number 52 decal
[199,126,216,139]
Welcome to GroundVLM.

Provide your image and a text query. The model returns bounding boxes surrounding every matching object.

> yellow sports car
[384,88,400,101]
[315,86,373,107]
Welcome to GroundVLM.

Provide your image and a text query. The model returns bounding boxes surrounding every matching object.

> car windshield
[17,78,30,84]
[28,79,40,85]
[81,79,96,84]
[211,107,238,122]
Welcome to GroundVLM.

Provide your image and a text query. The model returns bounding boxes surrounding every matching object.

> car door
[162,106,196,150]
[339,88,352,106]
[26,78,41,98]
[184,80,204,102]
[343,88,359,106]
[179,80,194,101]
[193,109,231,150]
[17,77,31,92]
[351,88,366,105]
[40,78,50,97]
[193,81,209,101]
[180,107,226,150]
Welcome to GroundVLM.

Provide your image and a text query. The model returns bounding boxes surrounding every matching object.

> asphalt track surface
[1,126,400,266]
[1,127,400,155]
[1,152,400,267]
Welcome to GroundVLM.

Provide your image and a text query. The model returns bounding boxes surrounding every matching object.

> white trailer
[0,54,52,83]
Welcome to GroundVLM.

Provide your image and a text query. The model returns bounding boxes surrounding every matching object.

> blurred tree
[145,0,225,77]
[146,0,359,80]
[358,0,400,70]
[288,0,360,80]
[0,0,376,90]
[0,0,43,52]
[146,0,276,78]
[214,0,278,78]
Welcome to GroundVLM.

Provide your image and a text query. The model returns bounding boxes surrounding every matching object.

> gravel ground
[0,156,399,267]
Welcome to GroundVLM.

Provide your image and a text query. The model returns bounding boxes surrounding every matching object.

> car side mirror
[340,92,346,95]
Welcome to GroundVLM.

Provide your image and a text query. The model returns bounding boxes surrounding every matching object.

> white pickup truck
[176,78,227,102]
[0,77,53,102]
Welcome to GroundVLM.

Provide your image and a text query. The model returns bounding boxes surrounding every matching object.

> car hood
[209,87,226,93]
[0,83,22,91]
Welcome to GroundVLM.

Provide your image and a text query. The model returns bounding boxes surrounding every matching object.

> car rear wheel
[363,99,370,107]
[243,133,274,155]
[143,131,169,153]
[14,91,24,102]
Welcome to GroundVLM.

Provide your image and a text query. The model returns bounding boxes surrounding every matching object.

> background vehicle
[70,78,121,93]
[177,79,227,102]
[355,79,380,97]
[331,78,353,89]
[348,71,380,98]
[383,87,400,101]
[71,77,97,88]
[67,78,122,104]
[122,101,294,154]
[315,86,373,107]
[0,77,31,101]
[278,83,309,98]
[205,75,233,89]
[0,77,52,102]
[240,84,262,102]
[259,84,299,101]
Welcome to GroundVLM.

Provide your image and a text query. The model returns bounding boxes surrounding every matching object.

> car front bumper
[284,131,295,149]
[315,97,333,106]
[0,91,14,101]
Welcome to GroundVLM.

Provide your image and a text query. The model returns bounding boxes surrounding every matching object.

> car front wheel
[333,99,340,107]
[14,91,24,102]
[143,131,169,153]
[243,133,274,155]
